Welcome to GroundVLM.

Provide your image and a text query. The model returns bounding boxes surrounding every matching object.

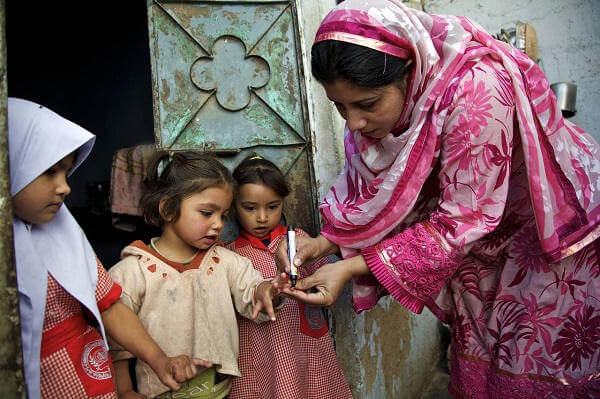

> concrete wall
[425,0,600,141]
[297,1,442,398]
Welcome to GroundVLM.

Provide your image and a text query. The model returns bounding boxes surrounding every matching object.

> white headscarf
[8,98,107,398]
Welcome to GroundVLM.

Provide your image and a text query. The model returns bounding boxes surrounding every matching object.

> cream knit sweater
[108,242,271,398]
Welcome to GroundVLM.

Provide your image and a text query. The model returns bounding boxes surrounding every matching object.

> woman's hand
[275,234,339,274]
[280,255,370,307]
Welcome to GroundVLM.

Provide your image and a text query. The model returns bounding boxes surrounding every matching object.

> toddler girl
[108,151,284,399]
[227,155,352,399]
[9,98,202,399]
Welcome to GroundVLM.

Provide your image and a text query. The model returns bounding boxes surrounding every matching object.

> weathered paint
[148,1,305,149]
[146,0,319,235]
[425,0,600,142]
[190,36,270,111]
[0,0,26,396]
[331,287,441,398]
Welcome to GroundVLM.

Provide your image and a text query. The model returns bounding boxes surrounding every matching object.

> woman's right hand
[280,254,370,307]
[275,234,339,274]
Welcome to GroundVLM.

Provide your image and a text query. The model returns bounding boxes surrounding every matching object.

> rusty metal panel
[146,0,318,235]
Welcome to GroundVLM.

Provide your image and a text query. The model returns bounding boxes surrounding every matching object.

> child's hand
[270,271,290,292]
[252,280,283,321]
[153,355,213,390]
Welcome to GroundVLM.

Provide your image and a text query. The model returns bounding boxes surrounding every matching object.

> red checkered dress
[226,225,353,399]
[40,259,122,399]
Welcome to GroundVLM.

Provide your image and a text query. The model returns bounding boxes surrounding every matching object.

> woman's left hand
[280,255,370,307]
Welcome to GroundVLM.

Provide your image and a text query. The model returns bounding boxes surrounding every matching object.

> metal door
[146,0,319,238]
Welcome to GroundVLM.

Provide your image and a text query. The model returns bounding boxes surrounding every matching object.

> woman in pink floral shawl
[277,0,600,397]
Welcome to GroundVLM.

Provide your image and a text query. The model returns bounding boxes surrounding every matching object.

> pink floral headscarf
[317,0,600,264]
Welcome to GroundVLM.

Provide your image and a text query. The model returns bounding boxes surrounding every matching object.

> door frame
[0,0,26,396]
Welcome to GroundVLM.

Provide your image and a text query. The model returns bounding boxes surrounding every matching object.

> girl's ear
[158,197,172,224]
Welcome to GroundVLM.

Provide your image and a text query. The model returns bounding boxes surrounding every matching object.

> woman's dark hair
[232,155,289,199]
[311,40,409,87]
[142,151,234,227]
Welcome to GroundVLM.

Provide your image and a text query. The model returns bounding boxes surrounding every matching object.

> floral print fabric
[361,57,600,397]
[311,0,600,396]
[317,0,600,261]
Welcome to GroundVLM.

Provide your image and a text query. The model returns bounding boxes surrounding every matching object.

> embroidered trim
[450,351,600,399]
[363,223,460,305]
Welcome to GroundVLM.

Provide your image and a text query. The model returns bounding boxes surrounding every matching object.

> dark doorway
[6,1,160,266]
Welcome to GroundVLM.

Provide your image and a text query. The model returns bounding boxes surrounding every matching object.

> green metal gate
[146,0,319,237]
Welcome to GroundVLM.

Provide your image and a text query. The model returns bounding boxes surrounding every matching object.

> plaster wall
[425,0,600,141]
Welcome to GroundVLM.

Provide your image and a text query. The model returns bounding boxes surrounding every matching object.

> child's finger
[271,272,288,290]
[192,358,213,369]
[162,373,181,391]
[172,364,187,383]
[278,272,288,286]
[251,301,263,319]
[271,278,280,289]
[186,361,197,380]
[263,297,276,321]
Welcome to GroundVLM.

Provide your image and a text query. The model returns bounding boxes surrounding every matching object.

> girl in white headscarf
[8,98,210,398]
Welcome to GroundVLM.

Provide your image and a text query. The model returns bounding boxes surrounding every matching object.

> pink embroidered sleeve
[362,59,516,313]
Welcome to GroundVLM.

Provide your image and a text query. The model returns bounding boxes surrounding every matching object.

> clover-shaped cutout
[191,36,270,111]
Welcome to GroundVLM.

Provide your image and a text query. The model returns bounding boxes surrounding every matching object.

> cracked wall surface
[425,0,600,141]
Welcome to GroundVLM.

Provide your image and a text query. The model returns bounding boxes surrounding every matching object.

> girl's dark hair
[311,40,409,87]
[232,155,289,199]
[142,151,234,227]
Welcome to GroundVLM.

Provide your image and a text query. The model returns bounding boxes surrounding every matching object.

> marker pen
[287,226,298,287]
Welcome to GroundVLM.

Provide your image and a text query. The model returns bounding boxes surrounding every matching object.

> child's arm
[226,249,285,322]
[252,275,286,320]
[113,359,145,399]
[102,302,210,391]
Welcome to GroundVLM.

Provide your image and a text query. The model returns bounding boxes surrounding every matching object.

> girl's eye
[359,101,376,110]
[45,168,58,176]
[244,206,255,212]
[200,211,212,217]
[269,205,280,210]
